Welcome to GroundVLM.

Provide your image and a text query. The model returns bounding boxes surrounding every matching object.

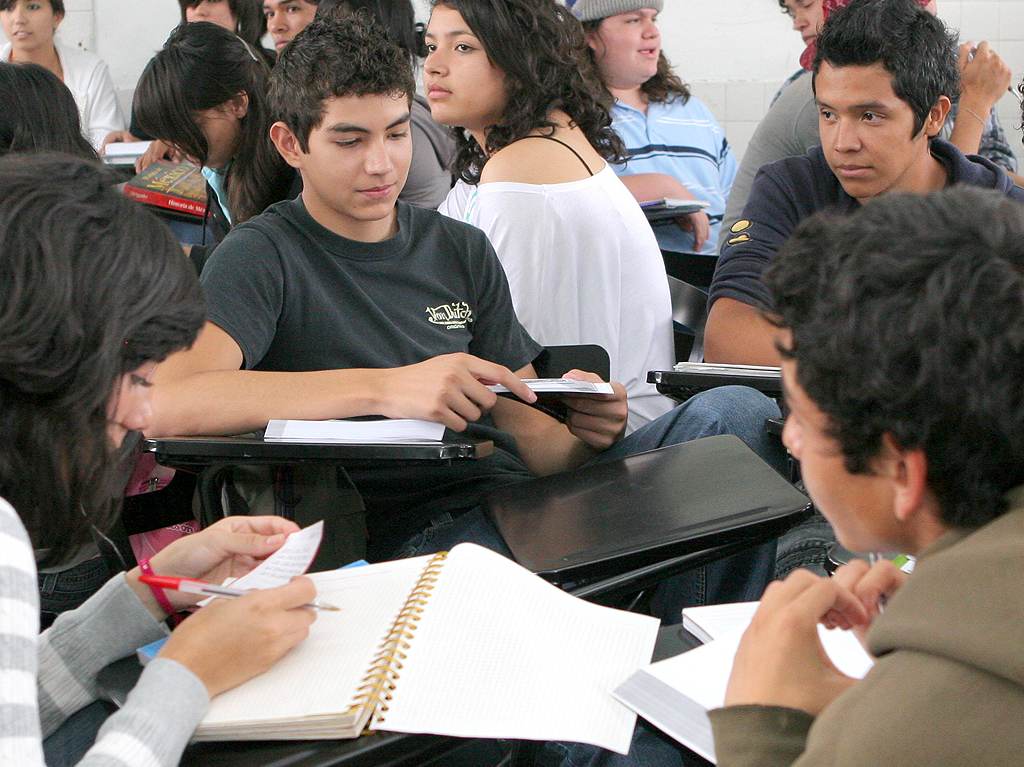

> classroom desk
[647,369,783,403]
[144,434,493,523]
[97,625,703,767]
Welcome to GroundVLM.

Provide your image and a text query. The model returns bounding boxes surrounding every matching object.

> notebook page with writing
[376,544,660,754]
[196,555,429,739]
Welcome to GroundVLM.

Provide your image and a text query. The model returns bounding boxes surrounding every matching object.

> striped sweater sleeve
[0,498,209,766]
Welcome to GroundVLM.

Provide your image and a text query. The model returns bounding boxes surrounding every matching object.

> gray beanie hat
[570,0,664,23]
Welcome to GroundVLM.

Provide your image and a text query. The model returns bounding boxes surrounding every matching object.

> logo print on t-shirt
[425,301,474,330]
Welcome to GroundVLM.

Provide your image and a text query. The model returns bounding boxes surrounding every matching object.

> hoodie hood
[868,485,1024,691]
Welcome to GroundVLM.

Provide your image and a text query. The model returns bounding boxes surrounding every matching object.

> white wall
[5,0,1024,162]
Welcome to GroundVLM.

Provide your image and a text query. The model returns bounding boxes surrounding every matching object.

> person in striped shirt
[0,152,317,766]
[577,0,738,255]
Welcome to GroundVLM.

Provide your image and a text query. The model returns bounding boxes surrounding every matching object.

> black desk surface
[98,626,700,767]
[488,435,809,584]
[648,369,783,398]
[144,435,493,469]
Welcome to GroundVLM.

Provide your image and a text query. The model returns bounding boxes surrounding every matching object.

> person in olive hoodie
[709,185,1024,765]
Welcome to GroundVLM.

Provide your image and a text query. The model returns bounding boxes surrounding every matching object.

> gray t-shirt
[201,197,543,551]
[400,95,455,209]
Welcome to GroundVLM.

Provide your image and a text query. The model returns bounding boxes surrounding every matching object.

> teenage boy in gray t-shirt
[149,14,782,593]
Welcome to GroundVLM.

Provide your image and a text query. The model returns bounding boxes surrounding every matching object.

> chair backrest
[533,344,610,380]
[661,249,718,291]
[667,275,709,363]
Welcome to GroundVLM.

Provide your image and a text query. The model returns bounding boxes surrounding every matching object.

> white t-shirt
[2,41,125,151]
[440,165,674,433]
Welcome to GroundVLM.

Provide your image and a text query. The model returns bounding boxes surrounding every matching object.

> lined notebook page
[199,556,429,732]
[377,544,660,754]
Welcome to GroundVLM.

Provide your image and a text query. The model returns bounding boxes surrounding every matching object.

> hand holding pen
[140,573,341,611]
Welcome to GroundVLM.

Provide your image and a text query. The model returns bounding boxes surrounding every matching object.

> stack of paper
[264,418,445,443]
[488,378,614,395]
[614,601,874,763]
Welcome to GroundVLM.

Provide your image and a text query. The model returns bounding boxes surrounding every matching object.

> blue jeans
[397,386,785,614]
[38,556,112,630]
[42,701,114,766]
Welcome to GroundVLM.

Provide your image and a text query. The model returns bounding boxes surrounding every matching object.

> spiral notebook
[194,543,659,753]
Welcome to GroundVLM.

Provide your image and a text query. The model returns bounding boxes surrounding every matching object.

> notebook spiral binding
[353,550,449,729]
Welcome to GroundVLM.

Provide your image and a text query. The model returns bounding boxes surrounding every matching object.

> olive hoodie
[709,485,1024,766]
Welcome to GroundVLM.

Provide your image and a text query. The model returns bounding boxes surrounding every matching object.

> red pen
[139,574,340,611]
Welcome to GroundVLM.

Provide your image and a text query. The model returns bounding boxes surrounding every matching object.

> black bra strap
[516,135,595,176]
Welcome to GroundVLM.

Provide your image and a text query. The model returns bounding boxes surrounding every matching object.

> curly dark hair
[269,10,415,152]
[0,154,205,565]
[812,0,959,137]
[431,0,624,185]
[766,186,1024,530]
[580,19,690,105]
[316,0,424,59]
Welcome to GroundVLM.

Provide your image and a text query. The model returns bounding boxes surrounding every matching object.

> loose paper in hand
[489,378,614,396]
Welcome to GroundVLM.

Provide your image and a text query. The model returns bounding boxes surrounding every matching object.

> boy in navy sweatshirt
[706,0,1024,366]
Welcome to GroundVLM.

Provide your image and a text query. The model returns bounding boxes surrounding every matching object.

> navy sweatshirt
[710,138,1024,311]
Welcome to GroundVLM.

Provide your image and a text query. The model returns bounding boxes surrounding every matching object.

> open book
[614,602,873,763]
[195,543,660,753]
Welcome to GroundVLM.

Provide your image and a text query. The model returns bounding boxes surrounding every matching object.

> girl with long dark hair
[427,0,673,433]
[133,21,299,257]
[0,62,97,159]
[0,0,124,151]
[0,153,315,764]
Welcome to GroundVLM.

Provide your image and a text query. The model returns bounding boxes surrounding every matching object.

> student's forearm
[148,368,384,437]
[948,97,988,158]
[618,173,695,203]
[492,400,595,477]
[704,298,783,366]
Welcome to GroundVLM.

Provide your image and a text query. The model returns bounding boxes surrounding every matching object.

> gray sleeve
[76,658,208,767]
[0,500,208,767]
[200,226,285,368]
[398,121,454,210]
[720,76,819,250]
[37,575,170,737]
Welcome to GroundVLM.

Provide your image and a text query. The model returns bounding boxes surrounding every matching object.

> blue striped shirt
[610,95,737,254]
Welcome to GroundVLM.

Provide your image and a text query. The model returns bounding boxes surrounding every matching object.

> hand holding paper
[724,570,868,715]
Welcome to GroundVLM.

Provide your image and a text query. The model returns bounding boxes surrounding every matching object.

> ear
[583,26,604,56]
[53,9,65,30]
[228,91,250,120]
[879,433,929,523]
[923,95,952,138]
[269,121,305,169]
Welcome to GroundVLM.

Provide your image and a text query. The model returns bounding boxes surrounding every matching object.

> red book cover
[123,161,208,219]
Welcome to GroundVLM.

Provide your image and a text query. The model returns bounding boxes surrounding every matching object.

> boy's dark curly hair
[766,186,1024,530]
[433,0,624,184]
[268,10,415,152]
